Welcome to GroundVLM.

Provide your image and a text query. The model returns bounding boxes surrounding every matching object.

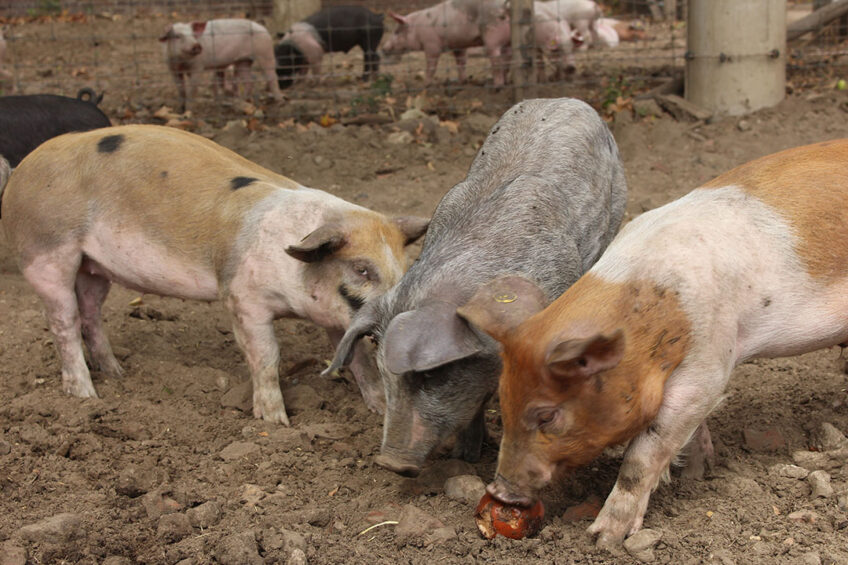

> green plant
[600,73,631,111]
[27,0,62,17]
[350,73,394,115]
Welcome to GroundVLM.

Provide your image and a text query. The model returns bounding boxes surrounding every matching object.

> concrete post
[271,0,321,33]
[686,0,785,116]
[510,0,535,102]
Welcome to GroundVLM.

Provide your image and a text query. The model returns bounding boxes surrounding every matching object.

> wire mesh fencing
[0,1,843,125]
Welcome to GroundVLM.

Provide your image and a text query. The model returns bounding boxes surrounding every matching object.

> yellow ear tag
[494,293,517,303]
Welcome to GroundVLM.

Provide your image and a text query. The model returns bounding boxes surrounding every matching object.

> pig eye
[532,407,560,432]
[352,261,379,282]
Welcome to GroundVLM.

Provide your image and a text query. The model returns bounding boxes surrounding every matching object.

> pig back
[410,97,626,308]
[1,125,300,267]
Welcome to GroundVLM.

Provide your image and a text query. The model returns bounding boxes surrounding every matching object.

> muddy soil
[2,13,848,565]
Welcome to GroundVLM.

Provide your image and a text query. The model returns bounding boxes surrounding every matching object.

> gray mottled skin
[328,98,627,474]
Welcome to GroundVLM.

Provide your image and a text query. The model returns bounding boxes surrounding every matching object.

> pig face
[381,13,417,56]
[328,294,499,476]
[159,22,206,59]
[458,275,689,505]
[286,214,429,330]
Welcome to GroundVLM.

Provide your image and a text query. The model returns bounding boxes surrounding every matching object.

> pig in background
[461,139,848,547]
[531,1,580,82]
[0,125,428,426]
[381,0,512,86]
[0,88,110,183]
[159,18,281,111]
[275,6,384,88]
[0,27,12,92]
[327,98,627,476]
[536,0,602,48]
[594,17,647,47]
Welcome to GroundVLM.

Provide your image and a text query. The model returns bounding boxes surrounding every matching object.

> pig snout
[187,43,202,56]
[374,451,423,477]
[377,407,439,476]
[486,474,537,507]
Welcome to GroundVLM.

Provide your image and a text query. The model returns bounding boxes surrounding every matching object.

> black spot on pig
[230,176,258,190]
[762,297,771,307]
[339,285,365,311]
[97,134,124,153]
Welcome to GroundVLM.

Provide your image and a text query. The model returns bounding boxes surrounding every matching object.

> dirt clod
[157,513,193,542]
[808,471,834,498]
[216,531,263,565]
[395,504,445,545]
[444,475,486,505]
[623,528,662,563]
[0,541,27,565]
[17,512,82,544]
[186,501,222,528]
[219,441,260,461]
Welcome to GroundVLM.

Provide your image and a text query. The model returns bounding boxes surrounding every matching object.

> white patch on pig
[592,184,848,368]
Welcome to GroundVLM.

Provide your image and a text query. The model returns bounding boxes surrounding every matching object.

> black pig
[276,6,383,87]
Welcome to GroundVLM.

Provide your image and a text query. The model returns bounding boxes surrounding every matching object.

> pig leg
[233,60,253,99]
[679,421,714,479]
[587,365,727,547]
[257,59,282,100]
[362,49,380,81]
[172,71,188,113]
[452,50,467,83]
[22,250,97,398]
[227,296,289,425]
[423,50,441,84]
[75,269,123,378]
[485,46,506,87]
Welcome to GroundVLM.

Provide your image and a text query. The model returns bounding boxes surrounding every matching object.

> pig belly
[199,41,257,69]
[437,22,483,49]
[82,228,219,301]
[736,280,848,362]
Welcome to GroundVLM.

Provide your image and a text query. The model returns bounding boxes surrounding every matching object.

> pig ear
[323,303,380,376]
[158,25,175,42]
[286,224,348,263]
[456,275,548,343]
[389,12,408,25]
[392,216,430,245]
[191,21,207,37]
[383,302,482,374]
[545,330,625,380]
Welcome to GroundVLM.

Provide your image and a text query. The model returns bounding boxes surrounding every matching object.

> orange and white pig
[458,139,848,547]
[0,125,428,426]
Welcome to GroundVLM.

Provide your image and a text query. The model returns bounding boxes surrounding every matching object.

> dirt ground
[2,12,848,565]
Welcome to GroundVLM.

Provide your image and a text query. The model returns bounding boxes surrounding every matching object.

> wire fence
[0,1,844,126]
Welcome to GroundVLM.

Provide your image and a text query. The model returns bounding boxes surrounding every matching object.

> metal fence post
[686,0,785,116]
[510,0,535,102]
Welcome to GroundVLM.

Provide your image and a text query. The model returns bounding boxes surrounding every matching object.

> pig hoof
[63,379,98,399]
[254,404,290,426]
[98,359,125,379]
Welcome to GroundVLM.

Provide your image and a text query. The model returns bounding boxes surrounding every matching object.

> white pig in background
[159,18,281,110]
[382,0,512,86]
[0,125,429,426]
[533,1,579,81]
[537,0,602,48]
[0,27,13,92]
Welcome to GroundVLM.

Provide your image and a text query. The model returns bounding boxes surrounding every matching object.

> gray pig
[326,98,627,475]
